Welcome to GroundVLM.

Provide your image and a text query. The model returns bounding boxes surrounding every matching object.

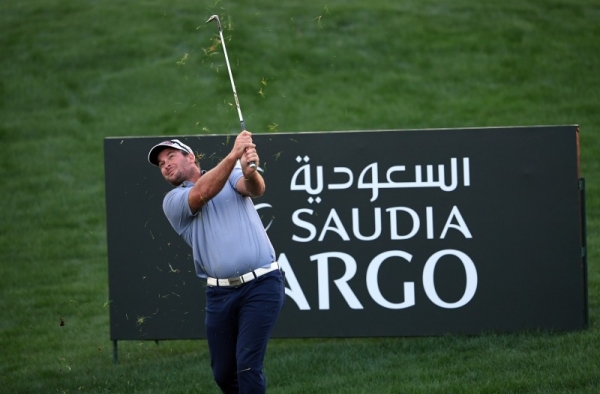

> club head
[206,15,218,24]
[206,14,223,31]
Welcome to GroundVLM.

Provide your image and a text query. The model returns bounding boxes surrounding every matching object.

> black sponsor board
[104,125,586,340]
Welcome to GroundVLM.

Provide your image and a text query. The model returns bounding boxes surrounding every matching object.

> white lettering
[277,253,310,310]
[280,249,477,310]
[318,209,350,241]
[440,206,472,239]
[352,207,382,241]
[292,206,472,242]
[290,162,324,195]
[422,249,477,308]
[426,206,434,239]
[291,209,317,242]
[366,250,415,309]
[387,207,420,240]
[312,252,363,310]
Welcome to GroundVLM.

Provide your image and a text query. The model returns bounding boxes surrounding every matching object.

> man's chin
[165,175,184,186]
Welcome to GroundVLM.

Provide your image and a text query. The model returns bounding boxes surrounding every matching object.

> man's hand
[241,146,259,174]
[232,131,255,161]
[235,130,265,197]
[188,130,256,212]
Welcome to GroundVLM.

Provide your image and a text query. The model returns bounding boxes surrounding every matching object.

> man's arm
[237,170,266,197]
[236,137,265,197]
[188,131,255,212]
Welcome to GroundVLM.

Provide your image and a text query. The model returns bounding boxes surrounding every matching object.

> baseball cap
[148,139,194,166]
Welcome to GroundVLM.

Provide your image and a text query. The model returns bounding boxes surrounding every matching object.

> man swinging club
[148,131,285,393]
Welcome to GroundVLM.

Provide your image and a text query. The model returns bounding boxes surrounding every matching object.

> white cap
[148,139,194,166]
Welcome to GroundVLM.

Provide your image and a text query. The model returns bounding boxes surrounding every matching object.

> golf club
[206,14,256,168]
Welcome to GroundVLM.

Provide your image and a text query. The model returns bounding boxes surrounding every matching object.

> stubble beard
[165,168,189,186]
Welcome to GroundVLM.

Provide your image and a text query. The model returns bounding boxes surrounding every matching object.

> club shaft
[217,29,245,131]
[210,17,255,168]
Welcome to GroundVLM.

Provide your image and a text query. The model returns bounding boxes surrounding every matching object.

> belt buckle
[228,277,243,286]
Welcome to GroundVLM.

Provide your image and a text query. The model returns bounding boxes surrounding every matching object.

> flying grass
[1,0,599,392]
[176,53,189,67]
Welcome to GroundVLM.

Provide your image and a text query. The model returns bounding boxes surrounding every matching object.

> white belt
[206,262,279,287]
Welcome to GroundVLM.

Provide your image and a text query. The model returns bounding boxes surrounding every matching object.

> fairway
[1,0,599,393]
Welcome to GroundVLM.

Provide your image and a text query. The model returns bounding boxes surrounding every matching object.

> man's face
[157,148,196,185]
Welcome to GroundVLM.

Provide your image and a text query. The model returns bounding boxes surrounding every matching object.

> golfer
[148,131,285,394]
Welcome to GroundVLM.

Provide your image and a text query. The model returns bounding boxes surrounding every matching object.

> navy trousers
[205,269,285,394]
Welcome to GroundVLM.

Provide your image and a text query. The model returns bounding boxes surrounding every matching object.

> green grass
[1,0,599,392]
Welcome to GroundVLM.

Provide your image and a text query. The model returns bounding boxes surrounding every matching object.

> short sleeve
[228,160,244,190]
[162,186,195,235]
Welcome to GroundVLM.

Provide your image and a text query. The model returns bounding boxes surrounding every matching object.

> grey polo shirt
[162,165,276,279]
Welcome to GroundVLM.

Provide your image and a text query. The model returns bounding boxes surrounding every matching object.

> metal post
[113,340,118,364]
[579,178,588,327]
